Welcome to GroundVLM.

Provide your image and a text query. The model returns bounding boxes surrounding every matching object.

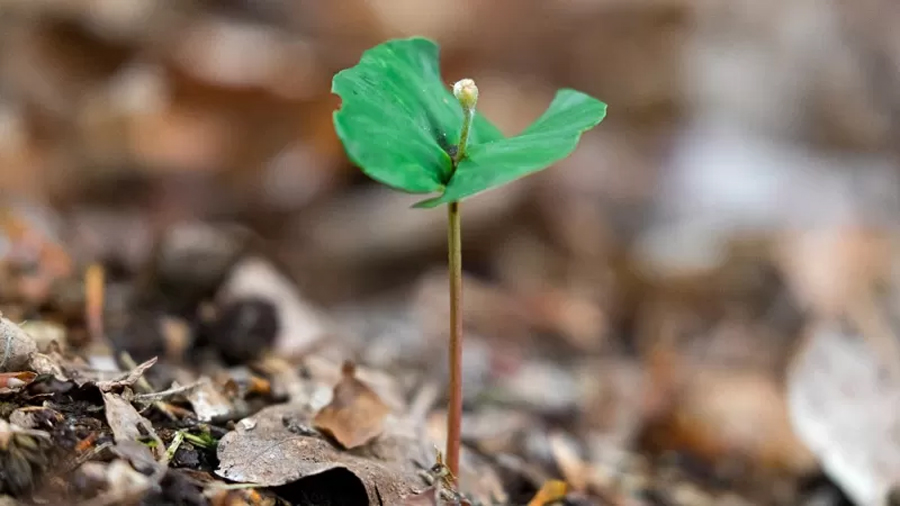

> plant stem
[445,77,476,481]
[445,199,463,480]
[455,109,473,164]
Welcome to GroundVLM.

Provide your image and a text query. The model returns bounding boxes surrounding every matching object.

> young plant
[332,37,607,478]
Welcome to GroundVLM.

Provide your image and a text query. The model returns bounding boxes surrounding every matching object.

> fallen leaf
[303,354,409,413]
[216,403,421,504]
[28,352,66,380]
[102,391,164,462]
[103,391,150,443]
[788,320,900,506]
[0,371,36,393]
[528,480,568,506]
[186,378,234,422]
[313,360,390,449]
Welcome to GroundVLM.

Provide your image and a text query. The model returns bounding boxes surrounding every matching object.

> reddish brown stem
[445,200,463,480]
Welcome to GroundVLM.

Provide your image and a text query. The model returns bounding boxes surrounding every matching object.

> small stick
[120,352,178,421]
[85,263,105,342]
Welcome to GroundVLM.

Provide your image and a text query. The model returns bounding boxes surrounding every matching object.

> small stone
[0,316,37,372]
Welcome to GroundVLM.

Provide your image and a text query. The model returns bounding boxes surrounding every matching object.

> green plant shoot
[331,36,607,479]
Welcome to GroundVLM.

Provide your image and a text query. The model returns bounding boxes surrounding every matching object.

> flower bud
[452,79,478,110]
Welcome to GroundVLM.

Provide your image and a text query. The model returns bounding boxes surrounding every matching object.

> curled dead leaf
[0,371,36,393]
[313,360,390,449]
[28,352,66,380]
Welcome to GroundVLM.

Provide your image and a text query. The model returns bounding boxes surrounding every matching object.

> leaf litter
[1,205,893,506]
[313,360,391,450]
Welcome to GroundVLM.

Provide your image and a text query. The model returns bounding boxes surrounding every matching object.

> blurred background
[1,0,900,504]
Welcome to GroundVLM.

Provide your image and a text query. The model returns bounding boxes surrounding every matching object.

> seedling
[332,37,607,478]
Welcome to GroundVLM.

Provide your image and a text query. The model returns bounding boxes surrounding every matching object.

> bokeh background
[2,1,900,504]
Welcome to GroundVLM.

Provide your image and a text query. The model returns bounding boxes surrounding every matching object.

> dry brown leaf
[313,360,390,449]
[102,391,150,443]
[216,403,421,504]
[527,480,568,506]
[102,391,164,462]
[28,352,66,380]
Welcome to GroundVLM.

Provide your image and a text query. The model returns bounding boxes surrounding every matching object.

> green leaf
[413,89,607,208]
[332,37,504,193]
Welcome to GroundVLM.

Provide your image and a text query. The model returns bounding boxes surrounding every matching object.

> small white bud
[452,79,478,110]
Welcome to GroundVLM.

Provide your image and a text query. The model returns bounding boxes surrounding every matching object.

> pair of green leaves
[332,37,607,208]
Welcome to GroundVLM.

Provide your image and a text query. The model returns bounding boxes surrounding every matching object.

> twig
[133,381,202,402]
[120,352,178,421]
